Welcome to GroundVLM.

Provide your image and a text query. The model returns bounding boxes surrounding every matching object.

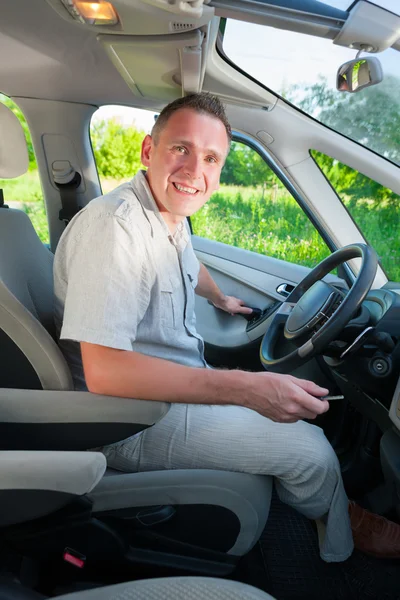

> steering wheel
[260,243,378,373]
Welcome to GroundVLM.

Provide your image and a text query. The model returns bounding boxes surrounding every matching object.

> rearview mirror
[336,57,383,93]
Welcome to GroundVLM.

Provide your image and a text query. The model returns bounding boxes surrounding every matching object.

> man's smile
[172,182,199,195]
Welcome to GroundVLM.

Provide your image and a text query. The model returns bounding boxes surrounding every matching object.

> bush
[91,119,144,179]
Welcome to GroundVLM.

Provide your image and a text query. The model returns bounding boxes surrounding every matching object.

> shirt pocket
[159,276,178,330]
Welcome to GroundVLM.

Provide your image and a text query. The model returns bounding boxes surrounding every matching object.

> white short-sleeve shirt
[54,170,207,390]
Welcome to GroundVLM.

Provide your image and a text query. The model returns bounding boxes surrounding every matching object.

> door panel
[193,235,346,351]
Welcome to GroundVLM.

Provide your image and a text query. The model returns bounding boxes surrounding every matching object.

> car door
[190,135,347,385]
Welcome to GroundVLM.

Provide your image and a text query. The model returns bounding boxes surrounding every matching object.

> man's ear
[141,135,153,167]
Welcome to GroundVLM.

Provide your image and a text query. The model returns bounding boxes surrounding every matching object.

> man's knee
[308,424,338,461]
[302,437,341,513]
[276,424,342,517]
[284,422,340,484]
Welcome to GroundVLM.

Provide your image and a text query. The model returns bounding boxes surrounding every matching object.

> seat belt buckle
[62,547,86,569]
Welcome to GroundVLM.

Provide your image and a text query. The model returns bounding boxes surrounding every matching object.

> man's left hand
[213,295,254,316]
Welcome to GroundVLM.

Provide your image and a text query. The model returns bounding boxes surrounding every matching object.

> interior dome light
[61,0,119,25]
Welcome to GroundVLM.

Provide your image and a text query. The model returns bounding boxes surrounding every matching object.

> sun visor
[334,1,400,53]
[98,30,206,101]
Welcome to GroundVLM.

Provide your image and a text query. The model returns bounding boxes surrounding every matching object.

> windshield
[222,17,400,165]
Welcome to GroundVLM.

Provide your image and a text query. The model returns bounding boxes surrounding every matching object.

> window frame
[190,130,354,286]
[216,20,400,173]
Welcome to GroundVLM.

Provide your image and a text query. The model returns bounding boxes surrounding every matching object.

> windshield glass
[222,17,400,164]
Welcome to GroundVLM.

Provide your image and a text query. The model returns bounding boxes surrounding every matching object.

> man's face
[141,108,230,226]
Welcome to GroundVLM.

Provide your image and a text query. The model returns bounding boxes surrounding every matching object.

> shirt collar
[131,170,189,250]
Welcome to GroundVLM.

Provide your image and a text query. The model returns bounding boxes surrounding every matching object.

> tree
[91,118,144,179]
[287,77,400,205]
[294,75,400,165]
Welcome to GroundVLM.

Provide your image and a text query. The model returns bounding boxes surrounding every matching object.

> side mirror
[336,57,383,93]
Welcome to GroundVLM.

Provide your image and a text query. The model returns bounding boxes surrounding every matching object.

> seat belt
[52,160,82,225]
[0,190,8,209]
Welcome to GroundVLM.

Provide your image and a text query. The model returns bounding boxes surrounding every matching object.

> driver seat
[0,100,273,573]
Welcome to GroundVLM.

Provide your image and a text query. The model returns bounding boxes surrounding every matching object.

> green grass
[192,185,331,267]
[192,185,400,281]
[1,173,399,281]
[0,171,43,203]
[346,198,400,281]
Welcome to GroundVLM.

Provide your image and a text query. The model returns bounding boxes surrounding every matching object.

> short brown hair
[151,93,232,145]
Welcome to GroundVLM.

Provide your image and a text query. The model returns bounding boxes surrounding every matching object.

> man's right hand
[240,371,330,423]
[82,343,329,424]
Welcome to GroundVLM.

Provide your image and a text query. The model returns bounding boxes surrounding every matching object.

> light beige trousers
[100,402,354,563]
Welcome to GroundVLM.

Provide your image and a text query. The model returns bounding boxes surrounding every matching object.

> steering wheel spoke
[277,301,295,317]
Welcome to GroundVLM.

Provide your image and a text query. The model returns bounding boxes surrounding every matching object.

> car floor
[235,491,400,600]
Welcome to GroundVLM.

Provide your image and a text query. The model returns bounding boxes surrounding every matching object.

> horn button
[285,281,341,340]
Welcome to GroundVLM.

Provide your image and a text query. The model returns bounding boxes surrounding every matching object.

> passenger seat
[0,577,277,600]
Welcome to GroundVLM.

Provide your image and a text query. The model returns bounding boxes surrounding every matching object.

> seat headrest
[0,102,29,179]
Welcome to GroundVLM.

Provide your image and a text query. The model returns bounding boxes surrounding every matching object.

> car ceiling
[1,0,399,109]
[1,0,168,108]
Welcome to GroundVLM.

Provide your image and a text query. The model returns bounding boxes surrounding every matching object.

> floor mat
[257,494,400,600]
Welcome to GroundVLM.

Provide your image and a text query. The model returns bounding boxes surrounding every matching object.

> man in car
[54,92,400,561]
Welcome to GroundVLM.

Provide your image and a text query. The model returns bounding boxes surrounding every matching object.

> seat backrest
[0,103,72,391]
[0,208,54,331]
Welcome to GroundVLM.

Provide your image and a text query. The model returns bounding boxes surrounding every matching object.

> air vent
[170,22,196,32]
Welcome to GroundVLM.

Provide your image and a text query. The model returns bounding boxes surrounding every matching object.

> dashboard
[324,288,400,433]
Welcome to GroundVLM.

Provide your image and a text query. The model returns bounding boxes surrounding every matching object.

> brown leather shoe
[349,500,400,558]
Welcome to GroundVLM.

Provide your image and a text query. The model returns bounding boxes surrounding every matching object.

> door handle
[276,283,295,297]
[207,300,262,321]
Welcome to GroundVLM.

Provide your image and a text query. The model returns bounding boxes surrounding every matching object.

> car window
[221,18,400,167]
[0,94,49,244]
[312,150,400,281]
[90,105,157,194]
[191,140,331,268]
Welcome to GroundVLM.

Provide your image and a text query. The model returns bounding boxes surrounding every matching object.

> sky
[223,17,399,96]
[92,1,400,128]
[92,104,156,133]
